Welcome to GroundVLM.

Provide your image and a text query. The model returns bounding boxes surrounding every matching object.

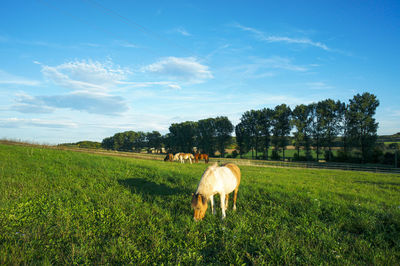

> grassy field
[1,143,400,264]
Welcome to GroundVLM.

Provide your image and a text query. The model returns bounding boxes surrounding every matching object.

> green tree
[235,122,250,158]
[271,104,292,161]
[168,121,197,153]
[318,99,346,161]
[196,118,217,155]
[146,131,162,153]
[346,92,380,163]
[101,137,114,150]
[258,108,274,160]
[214,116,234,158]
[292,104,313,160]
[240,110,261,159]
[310,103,324,161]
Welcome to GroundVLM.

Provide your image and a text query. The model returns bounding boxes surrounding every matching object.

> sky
[1,0,399,144]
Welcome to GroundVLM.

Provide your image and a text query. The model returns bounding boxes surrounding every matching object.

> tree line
[101,92,394,164]
[101,116,234,157]
[236,92,380,163]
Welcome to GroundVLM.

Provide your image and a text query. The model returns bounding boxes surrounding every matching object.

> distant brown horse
[164,153,173,162]
[194,153,209,163]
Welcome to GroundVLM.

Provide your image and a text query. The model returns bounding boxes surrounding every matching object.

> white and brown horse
[191,163,241,220]
[174,153,194,164]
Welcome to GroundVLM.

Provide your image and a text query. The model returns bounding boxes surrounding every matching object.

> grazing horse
[164,153,173,162]
[194,153,209,163]
[191,163,241,220]
[174,153,194,164]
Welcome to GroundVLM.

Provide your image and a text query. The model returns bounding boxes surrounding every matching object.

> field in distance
[0,143,399,264]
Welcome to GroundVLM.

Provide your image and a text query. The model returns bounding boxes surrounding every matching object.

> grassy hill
[1,143,399,264]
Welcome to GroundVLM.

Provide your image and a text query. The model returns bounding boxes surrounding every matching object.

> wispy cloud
[117,80,181,89]
[306,82,333,90]
[11,60,131,115]
[14,91,128,115]
[142,57,213,83]
[0,70,41,86]
[170,27,192,36]
[234,23,330,51]
[223,56,309,80]
[114,40,139,48]
[39,60,130,92]
[0,118,78,129]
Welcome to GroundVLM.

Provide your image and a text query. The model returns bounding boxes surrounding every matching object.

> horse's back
[222,163,241,188]
[215,164,240,194]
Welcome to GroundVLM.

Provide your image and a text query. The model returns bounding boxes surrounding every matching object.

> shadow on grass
[118,178,190,197]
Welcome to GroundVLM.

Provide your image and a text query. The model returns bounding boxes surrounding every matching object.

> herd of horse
[163,152,240,220]
[163,152,209,164]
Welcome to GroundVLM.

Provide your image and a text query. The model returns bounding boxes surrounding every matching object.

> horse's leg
[220,193,226,219]
[225,194,229,210]
[189,157,192,164]
[209,195,215,215]
[233,188,238,211]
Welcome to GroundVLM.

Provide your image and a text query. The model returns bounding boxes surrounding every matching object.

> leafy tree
[235,122,250,158]
[309,103,324,161]
[196,118,217,155]
[214,116,234,157]
[240,110,261,159]
[146,131,162,153]
[292,104,313,160]
[168,121,197,153]
[132,131,147,152]
[318,99,346,161]
[101,137,114,150]
[258,108,274,160]
[112,132,126,151]
[346,92,380,163]
[271,104,292,161]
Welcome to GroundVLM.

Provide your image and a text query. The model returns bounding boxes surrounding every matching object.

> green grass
[1,143,400,264]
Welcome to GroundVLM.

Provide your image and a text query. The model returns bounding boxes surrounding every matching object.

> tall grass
[0,143,399,264]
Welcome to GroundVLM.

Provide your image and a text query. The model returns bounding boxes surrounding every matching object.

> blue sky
[1,0,399,144]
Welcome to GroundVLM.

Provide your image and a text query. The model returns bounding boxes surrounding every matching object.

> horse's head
[191,193,208,220]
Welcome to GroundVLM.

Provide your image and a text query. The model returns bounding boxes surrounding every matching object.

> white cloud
[0,118,78,129]
[167,84,181,90]
[117,80,181,89]
[114,40,139,48]
[14,91,128,115]
[171,27,191,36]
[257,56,308,72]
[306,82,333,90]
[223,56,309,80]
[234,23,330,51]
[40,60,130,92]
[142,57,213,83]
